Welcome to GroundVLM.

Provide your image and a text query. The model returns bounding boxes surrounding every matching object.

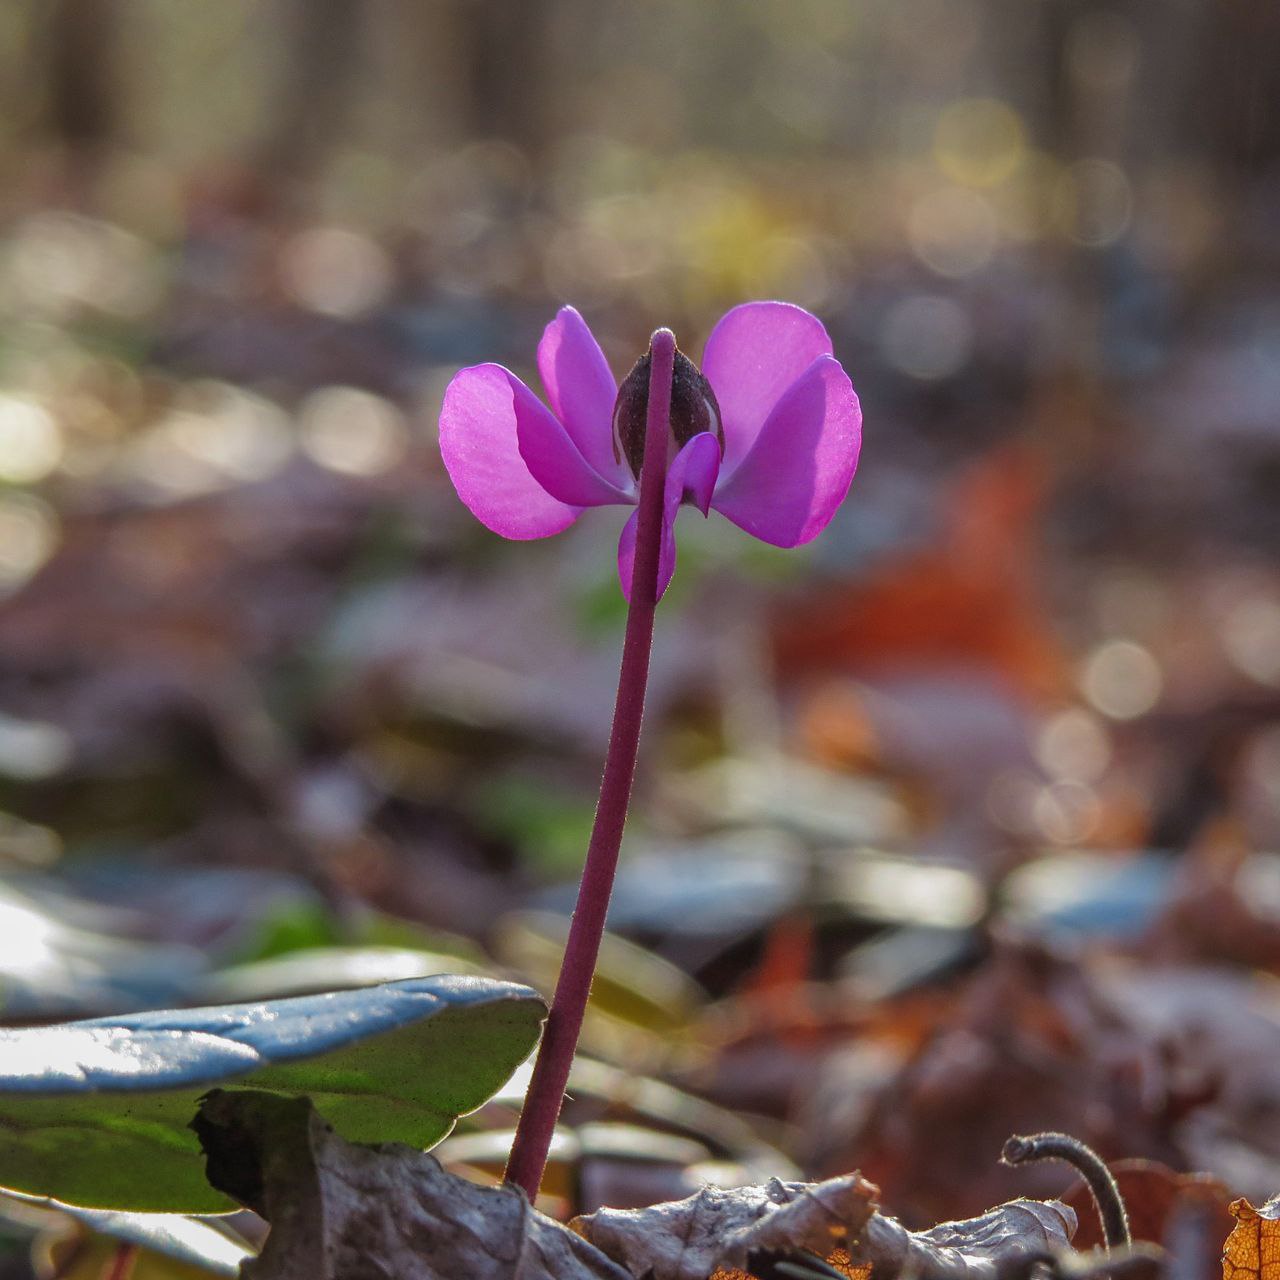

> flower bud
[612,345,723,479]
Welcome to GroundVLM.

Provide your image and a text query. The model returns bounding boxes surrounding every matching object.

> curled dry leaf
[573,1176,875,1280]
[851,1197,1079,1280]
[191,1090,629,1280]
[1222,1194,1280,1280]
[572,1175,1077,1280]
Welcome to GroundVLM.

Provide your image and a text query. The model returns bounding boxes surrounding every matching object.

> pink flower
[438,301,862,599]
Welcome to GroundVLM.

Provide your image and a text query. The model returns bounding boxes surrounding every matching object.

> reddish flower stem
[504,328,675,1199]
[101,1244,139,1280]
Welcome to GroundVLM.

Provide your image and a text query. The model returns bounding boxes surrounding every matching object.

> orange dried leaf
[773,448,1070,703]
[1223,1195,1280,1280]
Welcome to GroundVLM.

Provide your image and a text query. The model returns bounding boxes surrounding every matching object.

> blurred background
[1,0,1280,1264]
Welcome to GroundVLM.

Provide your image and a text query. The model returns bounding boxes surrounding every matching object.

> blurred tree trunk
[450,0,553,160]
[1195,0,1280,178]
[45,0,118,150]
[1034,0,1280,179]
[250,0,554,205]
[39,0,120,200]
[252,0,364,207]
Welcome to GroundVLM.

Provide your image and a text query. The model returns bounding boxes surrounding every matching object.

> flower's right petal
[712,355,861,547]
[508,370,633,507]
[701,301,833,476]
[538,306,630,488]
[439,364,582,540]
[616,433,721,602]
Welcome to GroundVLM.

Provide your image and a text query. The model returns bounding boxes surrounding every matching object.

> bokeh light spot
[0,493,58,590]
[0,396,63,483]
[933,98,1026,188]
[135,382,292,495]
[907,186,999,277]
[1081,640,1163,720]
[1033,780,1101,845]
[986,769,1042,837]
[1222,595,1280,687]
[1035,708,1112,783]
[280,227,392,319]
[8,213,161,319]
[880,295,973,380]
[0,713,72,781]
[1056,159,1133,247]
[300,386,408,477]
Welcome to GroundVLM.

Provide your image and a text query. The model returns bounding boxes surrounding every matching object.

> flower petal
[507,370,633,507]
[439,363,582,540]
[617,433,721,602]
[538,306,630,488]
[701,301,834,475]
[676,432,722,517]
[711,355,861,547]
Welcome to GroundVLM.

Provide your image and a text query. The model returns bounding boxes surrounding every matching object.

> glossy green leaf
[0,975,544,1212]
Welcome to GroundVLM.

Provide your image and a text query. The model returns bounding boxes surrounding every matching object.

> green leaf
[471,777,597,878]
[2,1190,254,1277]
[197,946,483,1003]
[0,975,545,1212]
[222,899,484,969]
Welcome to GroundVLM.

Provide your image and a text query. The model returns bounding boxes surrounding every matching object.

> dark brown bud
[612,345,723,479]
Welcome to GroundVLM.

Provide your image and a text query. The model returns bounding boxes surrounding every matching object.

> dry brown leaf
[573,1175,875,1280]
[192,1090,629,1280]
[850,1198,1078,1280]
[193,1089,1080,1280]
[825,940,1193,1225]
[1058,1158,1233,1251]
[1222,1195,1280,1280]
[572,1174,1076,1280]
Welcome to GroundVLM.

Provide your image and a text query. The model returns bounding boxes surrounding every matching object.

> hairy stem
[1001,1132,1131,1249]
[504,328,675,1199]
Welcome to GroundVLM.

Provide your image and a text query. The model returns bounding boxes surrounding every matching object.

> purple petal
[439,363,582,540]
[711,355,861,547]
[538,306,631,489]
[617,433,721,602]
[616,510,645,600]
[676,432,722,516]
[701,302,834,475]
[507,370,633,507]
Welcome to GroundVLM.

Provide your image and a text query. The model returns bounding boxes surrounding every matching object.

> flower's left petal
[507,370,632,507]
[537,306,630,488]
[616,433,721,601]
[439,363,582,540]
[712,355,861,547]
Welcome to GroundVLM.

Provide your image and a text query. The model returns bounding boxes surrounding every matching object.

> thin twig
[1001,1133,1131,1249]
